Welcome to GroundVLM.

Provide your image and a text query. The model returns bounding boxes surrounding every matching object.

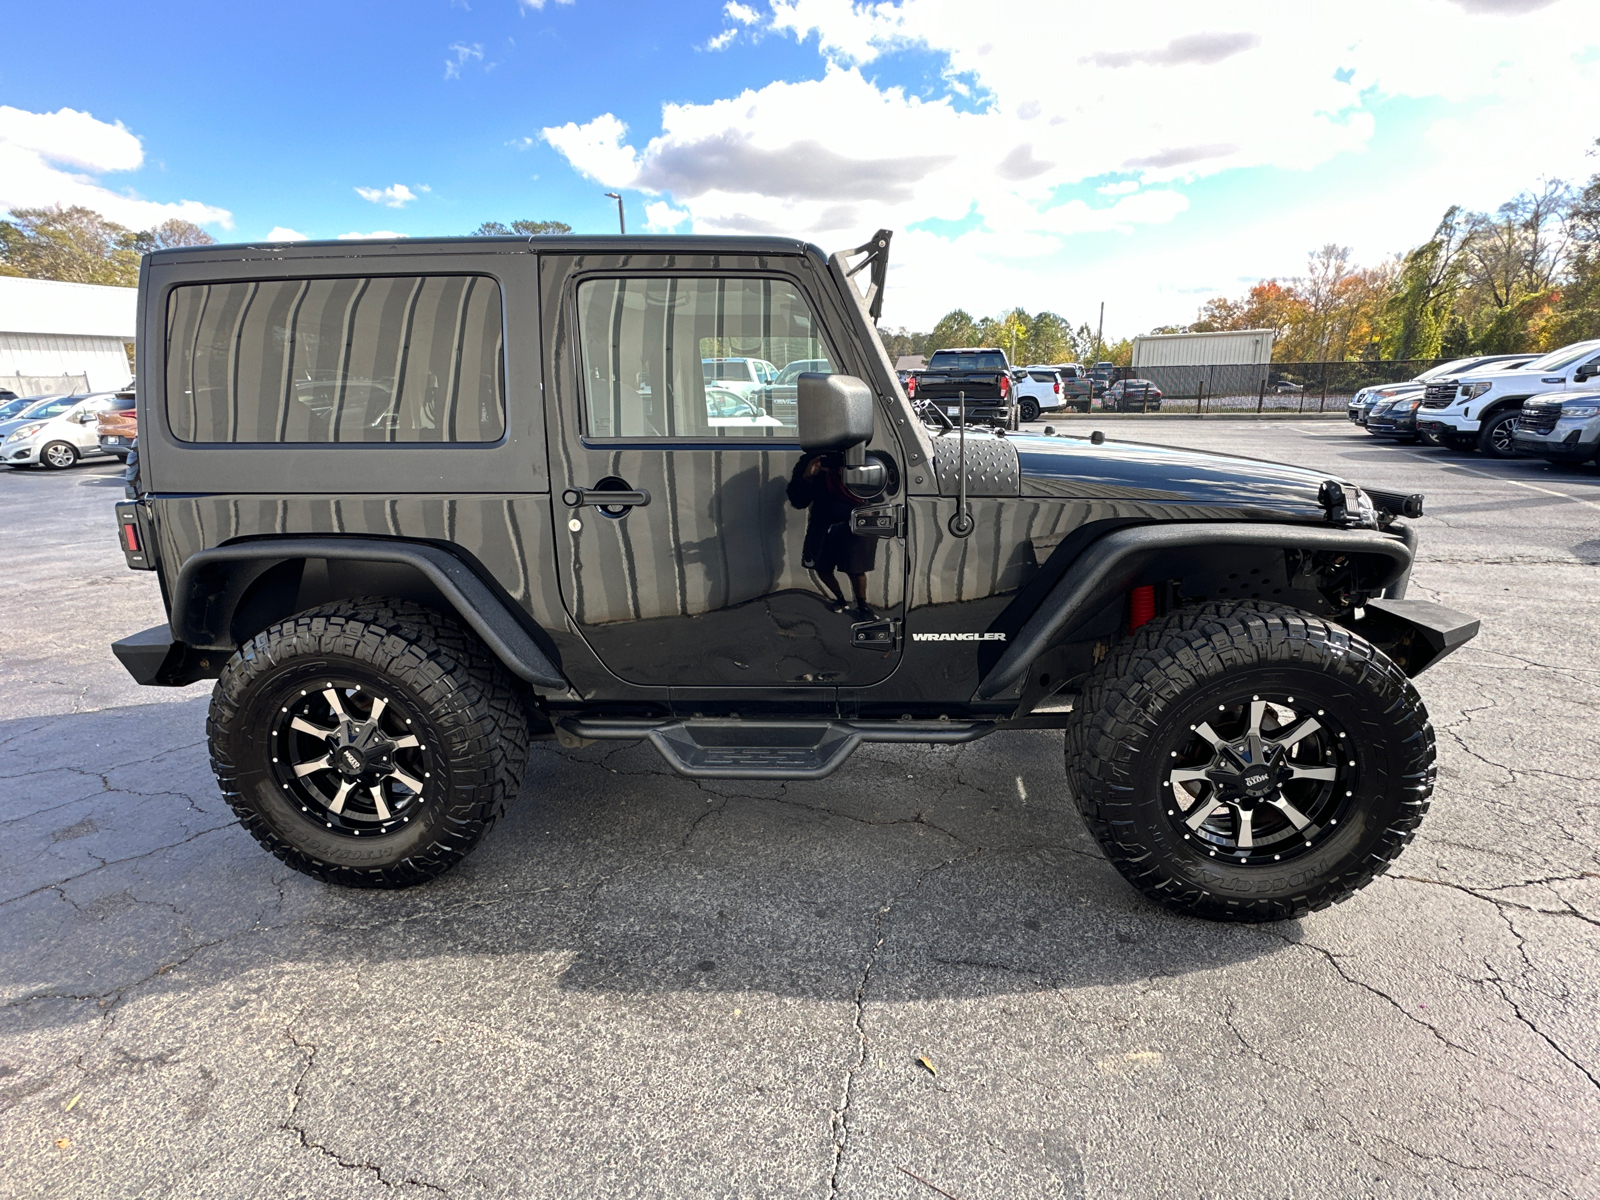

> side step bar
[557,717,994,780]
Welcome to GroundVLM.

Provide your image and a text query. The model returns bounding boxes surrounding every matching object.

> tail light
[1053,381,1060,394]
[905,375,916,399]
[999,373,1010,398]
[1129,585,1156,631]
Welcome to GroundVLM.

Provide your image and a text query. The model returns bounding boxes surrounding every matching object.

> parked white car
[0,392,121,469]
[1416,339,1600,457]
[1013,368,1067,423]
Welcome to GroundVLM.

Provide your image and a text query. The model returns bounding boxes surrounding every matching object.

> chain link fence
[1126,359,1451,414]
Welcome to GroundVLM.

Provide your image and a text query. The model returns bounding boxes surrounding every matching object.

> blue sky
[3,0,1597,333]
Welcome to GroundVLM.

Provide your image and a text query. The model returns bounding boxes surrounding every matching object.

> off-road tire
[1478,409,1521,458]
[1064,600,1434,922]
[208,598,530,888]
[1020,399,1040,423]
[40,441,78,469]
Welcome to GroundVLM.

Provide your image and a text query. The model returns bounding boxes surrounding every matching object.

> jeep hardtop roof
[142,234,830,266]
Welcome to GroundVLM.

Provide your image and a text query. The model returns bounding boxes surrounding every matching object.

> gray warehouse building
[1132,328,1275,398]
[0,275,137,396]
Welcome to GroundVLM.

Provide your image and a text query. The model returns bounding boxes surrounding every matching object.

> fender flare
[975,521,1414,701]
[171,537,568,691]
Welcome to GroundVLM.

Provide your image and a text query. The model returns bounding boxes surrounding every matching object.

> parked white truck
[1416,339,1600,457]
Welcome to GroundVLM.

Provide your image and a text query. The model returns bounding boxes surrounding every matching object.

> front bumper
[112,624,221,687]
[1366,409,1420,436]
[1514,422,1600,462]
[3,439,40,464]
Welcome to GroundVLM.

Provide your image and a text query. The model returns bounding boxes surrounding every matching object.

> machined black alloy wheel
[208,599,529,887]
[1163,695,1353,867]
[1479,410,1520,458]
[1066,600,1435,921]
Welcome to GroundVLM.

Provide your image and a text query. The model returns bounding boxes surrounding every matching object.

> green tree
[925,309,979,353]
[1381,207,1469,359]
[0,205,142,286]
[473,219,573,236]
[135,219,217,253]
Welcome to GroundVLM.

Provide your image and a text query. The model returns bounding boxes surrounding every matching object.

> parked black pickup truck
[110,228,1477,924]
[907,346,1019,428]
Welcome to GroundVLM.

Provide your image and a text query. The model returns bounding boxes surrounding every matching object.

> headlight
[6,422,45,441]
[1399,398,1422,412]
[1560,405,1600,419]
[1461,382,1492,401]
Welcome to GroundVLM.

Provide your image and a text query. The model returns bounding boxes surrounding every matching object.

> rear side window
[165,275,506,443]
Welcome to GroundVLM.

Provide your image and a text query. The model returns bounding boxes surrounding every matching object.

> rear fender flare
[171,537,568,691]
[975,521,1414,701]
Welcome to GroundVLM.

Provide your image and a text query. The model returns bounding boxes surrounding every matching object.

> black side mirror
[1576,363,1598,382]
[797,373,885,497]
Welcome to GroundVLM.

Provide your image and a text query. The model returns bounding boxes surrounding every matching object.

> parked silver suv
[1513,391,1600,464]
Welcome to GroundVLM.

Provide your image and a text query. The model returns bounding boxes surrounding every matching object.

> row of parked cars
[1349,338,1600,465]
[897,350,1161,426]
[0,389,136,469]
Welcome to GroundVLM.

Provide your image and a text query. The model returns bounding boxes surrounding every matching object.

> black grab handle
[561,487,651,509]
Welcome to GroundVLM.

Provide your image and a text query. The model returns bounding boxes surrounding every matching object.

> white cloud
[337,230,406,240]
[266,226,309,241]
[444,43,483,79]
[355,183,419,208]
[541,0,1600,331]
[517,0,575,8]
[0,104,232,231]
[706,28,738,51]
[644,201,691,230]
[727,1,761,22]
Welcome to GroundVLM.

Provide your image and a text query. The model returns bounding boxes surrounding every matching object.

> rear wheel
[208,599,529,887]
[1065,601,1434,922]
[40,441,78,470]
[1020,398,1040,424]
[1478,409,1521,458]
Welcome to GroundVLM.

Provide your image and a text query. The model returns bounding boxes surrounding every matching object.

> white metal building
[0,276,136,395]
[1132,328,1275,369]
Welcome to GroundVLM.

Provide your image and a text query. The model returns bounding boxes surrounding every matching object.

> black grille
[1519,404,1561,435]
[1420,381,1459,408]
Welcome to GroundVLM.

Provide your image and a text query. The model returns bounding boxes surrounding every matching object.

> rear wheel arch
[172,538,568,691]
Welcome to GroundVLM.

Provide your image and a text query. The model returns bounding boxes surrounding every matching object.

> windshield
[0,397,42,420]
[1523,340,1600,373]
[1415,358,1488,382]
[928,351,1006,371]
[25,396,80,419]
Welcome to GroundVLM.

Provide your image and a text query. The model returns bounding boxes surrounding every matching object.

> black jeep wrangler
[111,230,1478,922]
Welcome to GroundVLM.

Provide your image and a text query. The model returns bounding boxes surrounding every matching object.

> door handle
[561,486,651,509]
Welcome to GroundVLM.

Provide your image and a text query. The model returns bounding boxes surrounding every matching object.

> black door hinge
[851,618,901,650]
[850,503,906,538]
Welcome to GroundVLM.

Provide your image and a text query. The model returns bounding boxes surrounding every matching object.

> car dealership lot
[2,427,1597,1199]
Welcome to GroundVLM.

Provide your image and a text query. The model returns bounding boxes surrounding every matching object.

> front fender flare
[975,521,1414,701]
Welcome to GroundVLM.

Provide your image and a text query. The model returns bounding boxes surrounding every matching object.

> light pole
[603,192,625,235]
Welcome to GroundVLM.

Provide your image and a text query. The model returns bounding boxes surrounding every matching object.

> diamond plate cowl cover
[931,432,1021,497]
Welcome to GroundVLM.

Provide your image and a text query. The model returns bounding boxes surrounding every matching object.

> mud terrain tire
[1065,601,1434,922]
[208,599,529,888]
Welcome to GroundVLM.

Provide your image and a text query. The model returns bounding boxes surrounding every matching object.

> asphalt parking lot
[2,421,1597,1200]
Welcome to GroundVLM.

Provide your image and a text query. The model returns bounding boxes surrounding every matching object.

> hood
[1013,433,1336,521]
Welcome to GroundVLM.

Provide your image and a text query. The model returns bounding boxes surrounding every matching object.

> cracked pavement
[2,424,1598,1199]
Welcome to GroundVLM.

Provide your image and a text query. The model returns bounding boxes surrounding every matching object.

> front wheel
[208,599,530,887]
[1020,399,1040,423]
[40,441,79,469]
[1478,410,1521,458]
[1065,601,1434,922]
